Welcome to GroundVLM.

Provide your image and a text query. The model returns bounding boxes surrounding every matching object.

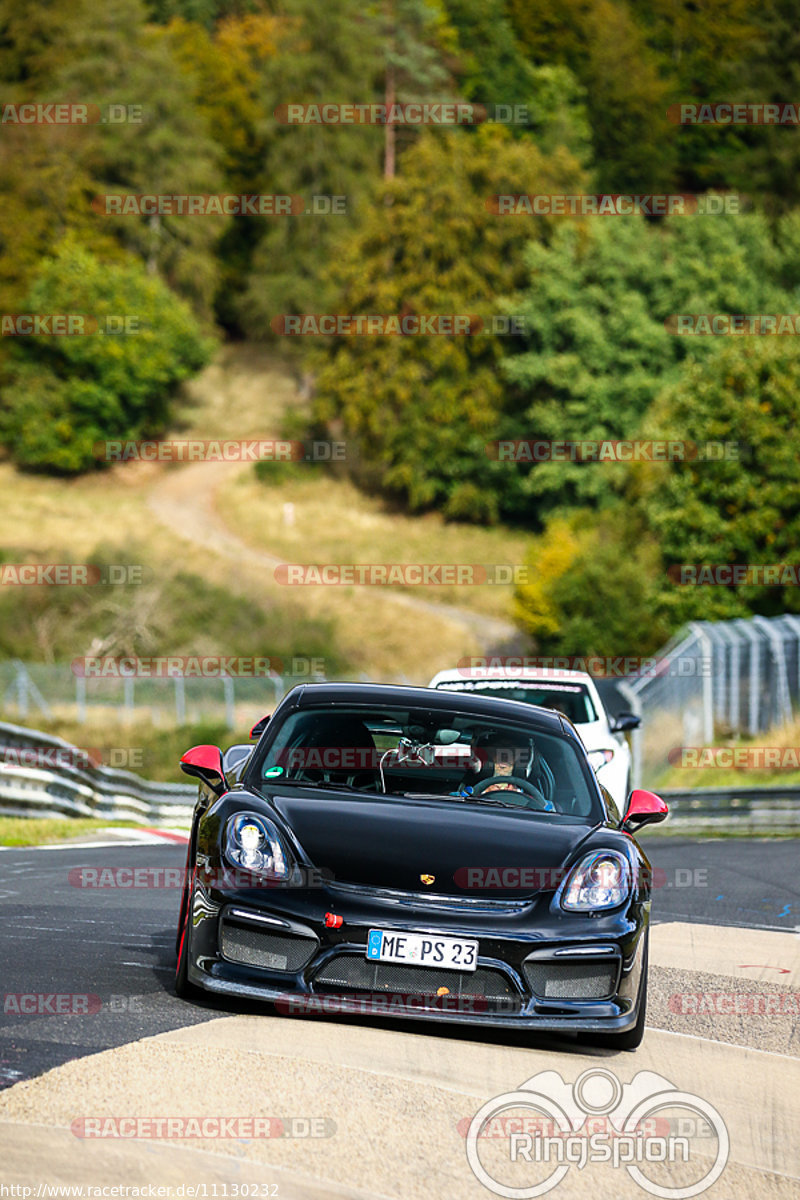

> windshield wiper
[267,778,363,792]
[399,791,466,800]
[465,795,534,811]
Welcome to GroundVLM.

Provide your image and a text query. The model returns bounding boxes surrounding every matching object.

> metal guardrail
[1,719,798,834]
[0,720,195,823]
[652,785,800,834]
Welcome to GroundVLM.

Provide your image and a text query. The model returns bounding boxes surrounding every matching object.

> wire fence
[3,614,800,788]
[626,614,800,784]
[0,659,291,731]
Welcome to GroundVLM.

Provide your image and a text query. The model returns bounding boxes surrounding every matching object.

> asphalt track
[0,836,797,1198]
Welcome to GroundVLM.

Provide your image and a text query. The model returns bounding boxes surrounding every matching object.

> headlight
[559,851,631,911]
[224,812,290,879]
[587,749,615,772]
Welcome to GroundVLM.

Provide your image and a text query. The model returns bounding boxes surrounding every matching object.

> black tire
[175,832,196,956]
[593,933,648,1051]
[175,873,190,957]
[174,879,196,999]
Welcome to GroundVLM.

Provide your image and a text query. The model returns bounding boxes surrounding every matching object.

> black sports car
[175,681,667,1049]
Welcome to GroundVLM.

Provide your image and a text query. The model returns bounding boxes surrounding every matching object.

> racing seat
[290,713,379,789]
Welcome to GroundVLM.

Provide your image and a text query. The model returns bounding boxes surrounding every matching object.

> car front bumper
[184,867,650,1033]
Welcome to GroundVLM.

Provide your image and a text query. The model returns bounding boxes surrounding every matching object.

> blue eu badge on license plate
[366,930,383,959]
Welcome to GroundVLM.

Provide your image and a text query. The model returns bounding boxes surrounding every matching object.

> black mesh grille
[220,921,317,972]
[523,958,618,1000]
[313,955,517,1005]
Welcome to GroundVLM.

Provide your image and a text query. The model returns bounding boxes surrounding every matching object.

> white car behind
[427,666,640,808]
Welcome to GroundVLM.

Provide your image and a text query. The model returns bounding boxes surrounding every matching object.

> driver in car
[469,729,556,810]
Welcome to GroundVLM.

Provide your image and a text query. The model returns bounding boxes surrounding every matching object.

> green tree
[309,126,585,521]
[235,0,386,335]
[376,0,454,178]
[637,336,800,620]
[507,0,676,192]
[443,0,592,163]
[1,241,213,473]
[513,511,672,657]
[0,0,226,323]
[162,11,289,328]
[499,207,800,523]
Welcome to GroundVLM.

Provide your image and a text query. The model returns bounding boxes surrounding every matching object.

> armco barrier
[0,720,195,822]
[1,719,798,833]
[652,785,800,835]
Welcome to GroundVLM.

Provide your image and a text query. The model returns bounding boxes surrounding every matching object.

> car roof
[429,666,595,685]
[277,680,573,739]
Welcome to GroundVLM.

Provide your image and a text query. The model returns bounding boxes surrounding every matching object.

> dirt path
[147,459,519,655]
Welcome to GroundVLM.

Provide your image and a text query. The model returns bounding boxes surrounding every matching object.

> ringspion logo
[466,1068,728,1198]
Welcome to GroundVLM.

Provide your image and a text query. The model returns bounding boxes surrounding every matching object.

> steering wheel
[472,776,551,810]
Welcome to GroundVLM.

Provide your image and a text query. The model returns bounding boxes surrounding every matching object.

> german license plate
[366,929,478,971]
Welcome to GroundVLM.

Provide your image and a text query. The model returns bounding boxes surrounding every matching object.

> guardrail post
[223,675,235,729]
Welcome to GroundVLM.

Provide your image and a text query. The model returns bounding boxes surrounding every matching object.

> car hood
[571,720,615,750]
[268,790,595,898]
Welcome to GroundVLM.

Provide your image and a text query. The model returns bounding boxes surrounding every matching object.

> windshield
[246,702,602,820]
[433,679,598,724]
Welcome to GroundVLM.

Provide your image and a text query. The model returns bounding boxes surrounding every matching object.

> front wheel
[174,875,196,999]
[591,934,648,1051]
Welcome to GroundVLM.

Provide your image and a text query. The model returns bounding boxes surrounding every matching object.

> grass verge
[0,817,140,847]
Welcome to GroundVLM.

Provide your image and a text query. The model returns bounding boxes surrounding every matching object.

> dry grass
[647,716,800,789]
[216,471,529,619]
[0,346,529,683]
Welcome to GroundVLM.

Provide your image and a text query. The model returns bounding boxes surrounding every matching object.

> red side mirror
[180,744,226,796]
[622,788,668,832]
[250,714,270,740]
